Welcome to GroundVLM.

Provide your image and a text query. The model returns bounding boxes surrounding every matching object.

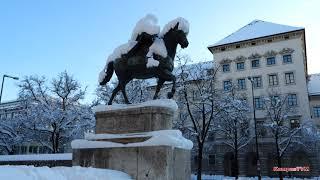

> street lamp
[0,74,19,104]
[247,76,261,180]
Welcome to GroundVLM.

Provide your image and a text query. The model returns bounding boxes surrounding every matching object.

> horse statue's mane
[99,15,189,105]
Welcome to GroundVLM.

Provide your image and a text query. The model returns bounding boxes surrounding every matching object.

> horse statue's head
[160,18,189,57]
[170,22,189,49]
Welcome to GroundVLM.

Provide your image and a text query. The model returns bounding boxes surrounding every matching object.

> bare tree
[216,87,252,179]
[263,94,313,179]
[18,71,94,153]
[175,55,221,180]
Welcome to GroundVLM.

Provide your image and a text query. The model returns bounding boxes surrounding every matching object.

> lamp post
[247,76,261,180]
[0,74,19,104]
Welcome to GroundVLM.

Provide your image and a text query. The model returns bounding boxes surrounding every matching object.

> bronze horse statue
[99,22,189,105]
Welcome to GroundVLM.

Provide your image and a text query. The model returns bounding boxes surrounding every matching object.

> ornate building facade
[202,20,320,177]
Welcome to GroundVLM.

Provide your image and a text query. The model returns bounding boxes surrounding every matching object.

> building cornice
[208,29,305,54]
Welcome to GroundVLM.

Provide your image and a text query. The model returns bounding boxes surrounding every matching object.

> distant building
[0,100,68,155]
[203,20,320,177]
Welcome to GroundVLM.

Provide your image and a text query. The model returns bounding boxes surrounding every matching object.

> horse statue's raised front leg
[167,75,176,99]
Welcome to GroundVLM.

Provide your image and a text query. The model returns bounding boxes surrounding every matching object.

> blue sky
[1,0,319,103]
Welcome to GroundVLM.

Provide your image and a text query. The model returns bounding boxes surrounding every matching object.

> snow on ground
[191,175,320,180]
[93,99,178,113]
[72,129,193,150]
[0,153,72,162]
[0,165,132,180]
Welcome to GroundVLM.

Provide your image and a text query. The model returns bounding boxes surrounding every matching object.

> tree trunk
[197,142,203,180]
[234,127,239,179]
[51,132,56,153]
[275,134,283,180]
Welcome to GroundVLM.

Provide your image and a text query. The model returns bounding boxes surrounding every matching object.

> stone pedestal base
[73,146,190,180]
[72,100,192,180]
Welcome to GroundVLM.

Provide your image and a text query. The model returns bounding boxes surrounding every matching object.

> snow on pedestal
[93,99,178,113]
[72,130,193,150]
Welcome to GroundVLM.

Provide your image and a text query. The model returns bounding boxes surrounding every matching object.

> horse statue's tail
[99,61,114,85]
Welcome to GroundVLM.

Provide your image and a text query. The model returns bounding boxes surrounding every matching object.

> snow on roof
[0,153,72,162]
[72,130,193,150]
[160,17,189,37]
[209,20,304,47]
[92,99,178,113]
[0,166,131,180]
[308,73,320,96]
[130,14,160,41]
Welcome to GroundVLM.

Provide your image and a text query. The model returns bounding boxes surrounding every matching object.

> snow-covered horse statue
[99,16,189,105]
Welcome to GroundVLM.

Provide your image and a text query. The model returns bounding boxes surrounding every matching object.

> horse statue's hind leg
[153,79,165,99]
[108,84,121,105]
[120,80,131,104]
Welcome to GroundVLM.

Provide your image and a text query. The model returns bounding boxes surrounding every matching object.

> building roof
[308,73,320,96]
[208,20,304,48]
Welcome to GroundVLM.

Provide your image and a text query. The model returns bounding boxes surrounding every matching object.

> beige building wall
[212,32,311,123]
[309,95,320,127]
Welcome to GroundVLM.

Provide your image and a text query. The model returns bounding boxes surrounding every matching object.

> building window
[28,146,38,154]
[237,78,246,90]
[20,146,27,154]
[313,106,320,118]
[254,97,263,109]
[222,64,230,72]
[283,54,292,63]
[268,74,279,86]
[208,154,215,165]
[290,119,300,129]
[266,57,276,65]
[285,72,295,84]
[251,59,260,68]
[236,62,245,70]
[287,94,298,106]
[252,76,262,88]
[223,80,232,91]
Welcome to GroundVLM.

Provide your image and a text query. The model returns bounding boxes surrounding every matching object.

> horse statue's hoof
[167,92,174,99]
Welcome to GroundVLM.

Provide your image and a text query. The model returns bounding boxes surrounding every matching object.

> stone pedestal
[72,100,192,180]
[95,105,174,134]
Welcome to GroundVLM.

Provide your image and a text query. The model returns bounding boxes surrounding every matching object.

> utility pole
[248,76,261,180]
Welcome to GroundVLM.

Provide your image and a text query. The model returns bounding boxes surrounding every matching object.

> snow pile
[0,165,131,180]
[93,99,178,113]
[0,153,72,162]
[146,38,167,68]
[72,130,193,150]
[191,175,320,180]
[99,14,160,83]
[99,41,137,83]
[308,73,320,95]
[160,17,190,37]
[209,20,304,47]
[130,14,160,41]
